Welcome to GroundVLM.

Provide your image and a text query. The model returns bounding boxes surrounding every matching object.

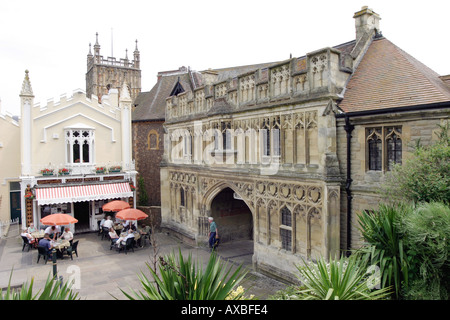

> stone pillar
[325,185,341,259]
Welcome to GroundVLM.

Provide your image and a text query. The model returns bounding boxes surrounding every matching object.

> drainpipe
[343,115,354,256]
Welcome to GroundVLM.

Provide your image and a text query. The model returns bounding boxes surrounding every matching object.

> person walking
[208,217,219,251]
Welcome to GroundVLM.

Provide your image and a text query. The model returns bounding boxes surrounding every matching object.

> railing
[27,160,136,178]
[0,218,20,239]
[198,216,209,237]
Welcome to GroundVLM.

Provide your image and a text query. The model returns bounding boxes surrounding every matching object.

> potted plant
[58,168,71,176]
[109,165,122,173]
[40,168,54,176]
[24,191,34,200]
[95,167,106,174]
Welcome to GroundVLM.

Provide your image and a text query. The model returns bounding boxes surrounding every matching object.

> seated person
[103,216,114,230]
[109,227,120,244]
[21,228,37,248]
[44,225,60,240]
[38,233,54,257]
[137,224,151,247]
[61,227,73,242]
[99,216,106,229]
[116,229,135,248]
[122,220,130,231]
[27,223,37,233]
[139,224,151,235]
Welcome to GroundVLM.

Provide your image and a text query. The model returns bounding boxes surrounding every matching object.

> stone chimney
[353,6,381,42]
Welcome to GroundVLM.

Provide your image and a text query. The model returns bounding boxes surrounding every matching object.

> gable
[169,78,185,97]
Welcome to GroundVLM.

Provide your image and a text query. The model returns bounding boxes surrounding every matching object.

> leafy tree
[381,123,450,204]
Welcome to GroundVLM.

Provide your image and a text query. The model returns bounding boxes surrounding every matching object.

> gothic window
[366,126,402,171]
[280,206,292,251]
[262,119,270,157]
[147,130,159,150]
[272,117,281,156]
[180,187,185,207]
[214,129,220,151]
[65,129,94,164]
[386,127,402,171]
[183,131,192,157]
[367,128,382,171]
[221,122,232,151]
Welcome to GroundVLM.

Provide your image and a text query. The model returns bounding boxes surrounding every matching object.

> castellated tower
[86,33,141,103]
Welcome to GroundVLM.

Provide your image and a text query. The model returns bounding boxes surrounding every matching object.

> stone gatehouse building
[131,7,450,281]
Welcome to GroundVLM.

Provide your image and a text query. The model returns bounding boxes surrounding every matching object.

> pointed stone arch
[201,181,255,242]
[201,181,255,218]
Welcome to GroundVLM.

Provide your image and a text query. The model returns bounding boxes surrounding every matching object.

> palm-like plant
[295,255,391,300]
[0,272,79,300]
[120,249,249,300]
[356,204,410,298]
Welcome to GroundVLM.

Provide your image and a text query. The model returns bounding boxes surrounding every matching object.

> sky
[1,0,450,116]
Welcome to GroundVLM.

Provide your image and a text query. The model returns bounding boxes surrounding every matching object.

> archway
[209,187,253,243]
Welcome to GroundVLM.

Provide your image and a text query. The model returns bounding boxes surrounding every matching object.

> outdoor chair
[65,240,79,260]
[37,245,50,264]
[101,227,110,240]
[21,236,34,252]
[109,237,119,250]
[117,238,135,254]
[141,226,151,247]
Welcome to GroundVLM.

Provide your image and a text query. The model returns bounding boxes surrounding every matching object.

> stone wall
[336,110,449,250]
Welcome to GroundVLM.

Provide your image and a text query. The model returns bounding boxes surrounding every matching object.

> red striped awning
[35,182,133,205]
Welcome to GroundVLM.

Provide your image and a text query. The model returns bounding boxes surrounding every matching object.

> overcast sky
[1,0,449,116]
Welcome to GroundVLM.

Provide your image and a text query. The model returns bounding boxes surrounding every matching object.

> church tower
[86,33,141,103]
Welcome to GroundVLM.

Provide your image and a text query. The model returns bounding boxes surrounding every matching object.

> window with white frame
[261,117,281,158]
[65,129,94,164]
[280,206,292,251]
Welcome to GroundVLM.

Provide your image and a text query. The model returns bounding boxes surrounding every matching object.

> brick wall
[132,120,164,206]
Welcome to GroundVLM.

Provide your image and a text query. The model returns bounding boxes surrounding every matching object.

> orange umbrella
[115,208,148,221]
[40,213,78,226]
[102,200,130,212]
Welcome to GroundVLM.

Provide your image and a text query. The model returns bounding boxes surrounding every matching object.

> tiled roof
[339,37,450,113]
[132,72,193,121]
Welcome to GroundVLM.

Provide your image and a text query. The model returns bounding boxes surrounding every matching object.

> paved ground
[0,231,289,300]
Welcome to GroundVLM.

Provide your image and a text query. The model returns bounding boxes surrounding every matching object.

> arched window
[366,126,402,171]
[65,129,94,164]
[147,129,160,150]
[280,206,292,251]
[180,187,185,207]
[386,127,402,171]
[367,128,382,171]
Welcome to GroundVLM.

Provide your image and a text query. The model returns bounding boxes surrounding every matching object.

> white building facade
[4,70,137,233]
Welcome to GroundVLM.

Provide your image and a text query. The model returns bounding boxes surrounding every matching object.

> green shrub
[120,249,249,300]
[355,204,410,298]
[381,123,450,204]
[137,176,149,206]
[400,202,450,299]
[0,272,79,300]
[293,255,391,300]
